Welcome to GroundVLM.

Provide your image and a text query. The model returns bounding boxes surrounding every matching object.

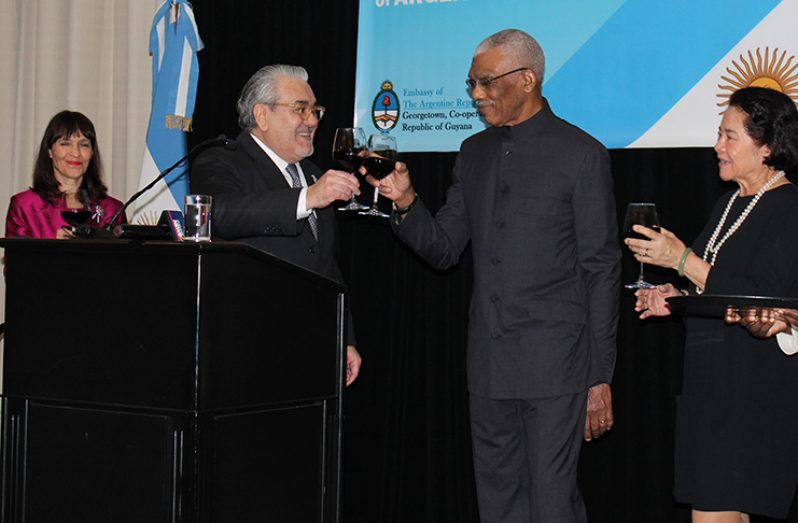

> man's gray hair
[475,29,545,85]
[236,64,309,129]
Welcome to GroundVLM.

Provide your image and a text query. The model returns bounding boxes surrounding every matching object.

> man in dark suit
[367,30,620,521]
[191,64,362,386]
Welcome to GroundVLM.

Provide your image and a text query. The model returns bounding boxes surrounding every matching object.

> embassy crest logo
[372,81,400,132]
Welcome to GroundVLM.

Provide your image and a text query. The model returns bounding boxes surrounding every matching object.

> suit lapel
[237,131,291,189]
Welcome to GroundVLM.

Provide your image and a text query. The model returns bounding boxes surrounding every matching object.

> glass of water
[184,194,212,242]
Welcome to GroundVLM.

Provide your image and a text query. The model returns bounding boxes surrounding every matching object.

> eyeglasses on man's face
[465,67,530,91]
[271,101,326,120]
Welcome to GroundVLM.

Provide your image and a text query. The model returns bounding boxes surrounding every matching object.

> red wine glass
[624,202,660,289]
[333,127,369,211]
[360,134,397,219]
[61,209,92,226]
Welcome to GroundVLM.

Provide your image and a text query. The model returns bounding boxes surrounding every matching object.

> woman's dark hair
[31,110,109,204]
[729,87,798,172]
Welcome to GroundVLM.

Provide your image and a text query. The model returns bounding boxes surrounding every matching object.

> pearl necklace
[698,170,786,294]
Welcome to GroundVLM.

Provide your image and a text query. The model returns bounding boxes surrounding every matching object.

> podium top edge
[0,237,251,254]
[0,238,347,292]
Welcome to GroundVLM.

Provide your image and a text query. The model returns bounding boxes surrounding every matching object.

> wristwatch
[392,193,418,216]
[391,193,418,225]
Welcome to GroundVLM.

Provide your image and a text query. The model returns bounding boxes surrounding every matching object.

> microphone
[105,134,235,229]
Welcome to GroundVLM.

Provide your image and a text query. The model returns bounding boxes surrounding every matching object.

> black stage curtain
[189,2,797,521]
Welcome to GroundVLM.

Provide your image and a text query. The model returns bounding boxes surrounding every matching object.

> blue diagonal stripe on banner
[544,0,780,148]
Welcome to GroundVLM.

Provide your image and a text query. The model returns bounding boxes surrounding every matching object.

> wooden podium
[0,238,346,523]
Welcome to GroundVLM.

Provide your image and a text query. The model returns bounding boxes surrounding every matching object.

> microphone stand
[105,135,231,229]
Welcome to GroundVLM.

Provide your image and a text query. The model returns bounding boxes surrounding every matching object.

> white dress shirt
[777,325,798,355]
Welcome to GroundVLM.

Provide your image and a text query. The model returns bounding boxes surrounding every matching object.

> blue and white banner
[354,0,797,151]
[133,0,203,223]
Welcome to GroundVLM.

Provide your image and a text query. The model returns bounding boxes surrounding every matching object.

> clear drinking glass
[623,202,660,289]
[184,194,213,242]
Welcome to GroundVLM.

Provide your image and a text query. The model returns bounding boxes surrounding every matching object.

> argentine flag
[134,0,203,223]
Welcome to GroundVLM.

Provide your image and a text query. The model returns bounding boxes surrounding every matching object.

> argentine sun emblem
[717,47,798,112]
[372,81,400,133]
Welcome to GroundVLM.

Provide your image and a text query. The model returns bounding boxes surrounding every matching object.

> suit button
[495,221,504,229]
[309,247,316,254]
[490,294,500,303]
[490,331,501,339]
[500,185,510,194]
[490,257,501,266]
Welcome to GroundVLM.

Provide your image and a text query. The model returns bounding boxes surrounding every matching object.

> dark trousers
[469,392,588,523]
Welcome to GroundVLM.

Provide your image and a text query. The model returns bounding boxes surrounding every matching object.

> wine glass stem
[372,186,379,208]
[637,262,646,283]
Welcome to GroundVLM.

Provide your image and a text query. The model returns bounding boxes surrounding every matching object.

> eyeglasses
[271,101,326,120]
[465,67,530,90]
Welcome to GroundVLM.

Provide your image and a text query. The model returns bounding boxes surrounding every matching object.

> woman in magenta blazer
[5,111,126,238]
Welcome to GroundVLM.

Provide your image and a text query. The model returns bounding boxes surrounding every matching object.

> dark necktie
[285,163,319,240]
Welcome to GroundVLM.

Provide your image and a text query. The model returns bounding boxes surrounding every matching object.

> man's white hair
[475,29,545,85]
